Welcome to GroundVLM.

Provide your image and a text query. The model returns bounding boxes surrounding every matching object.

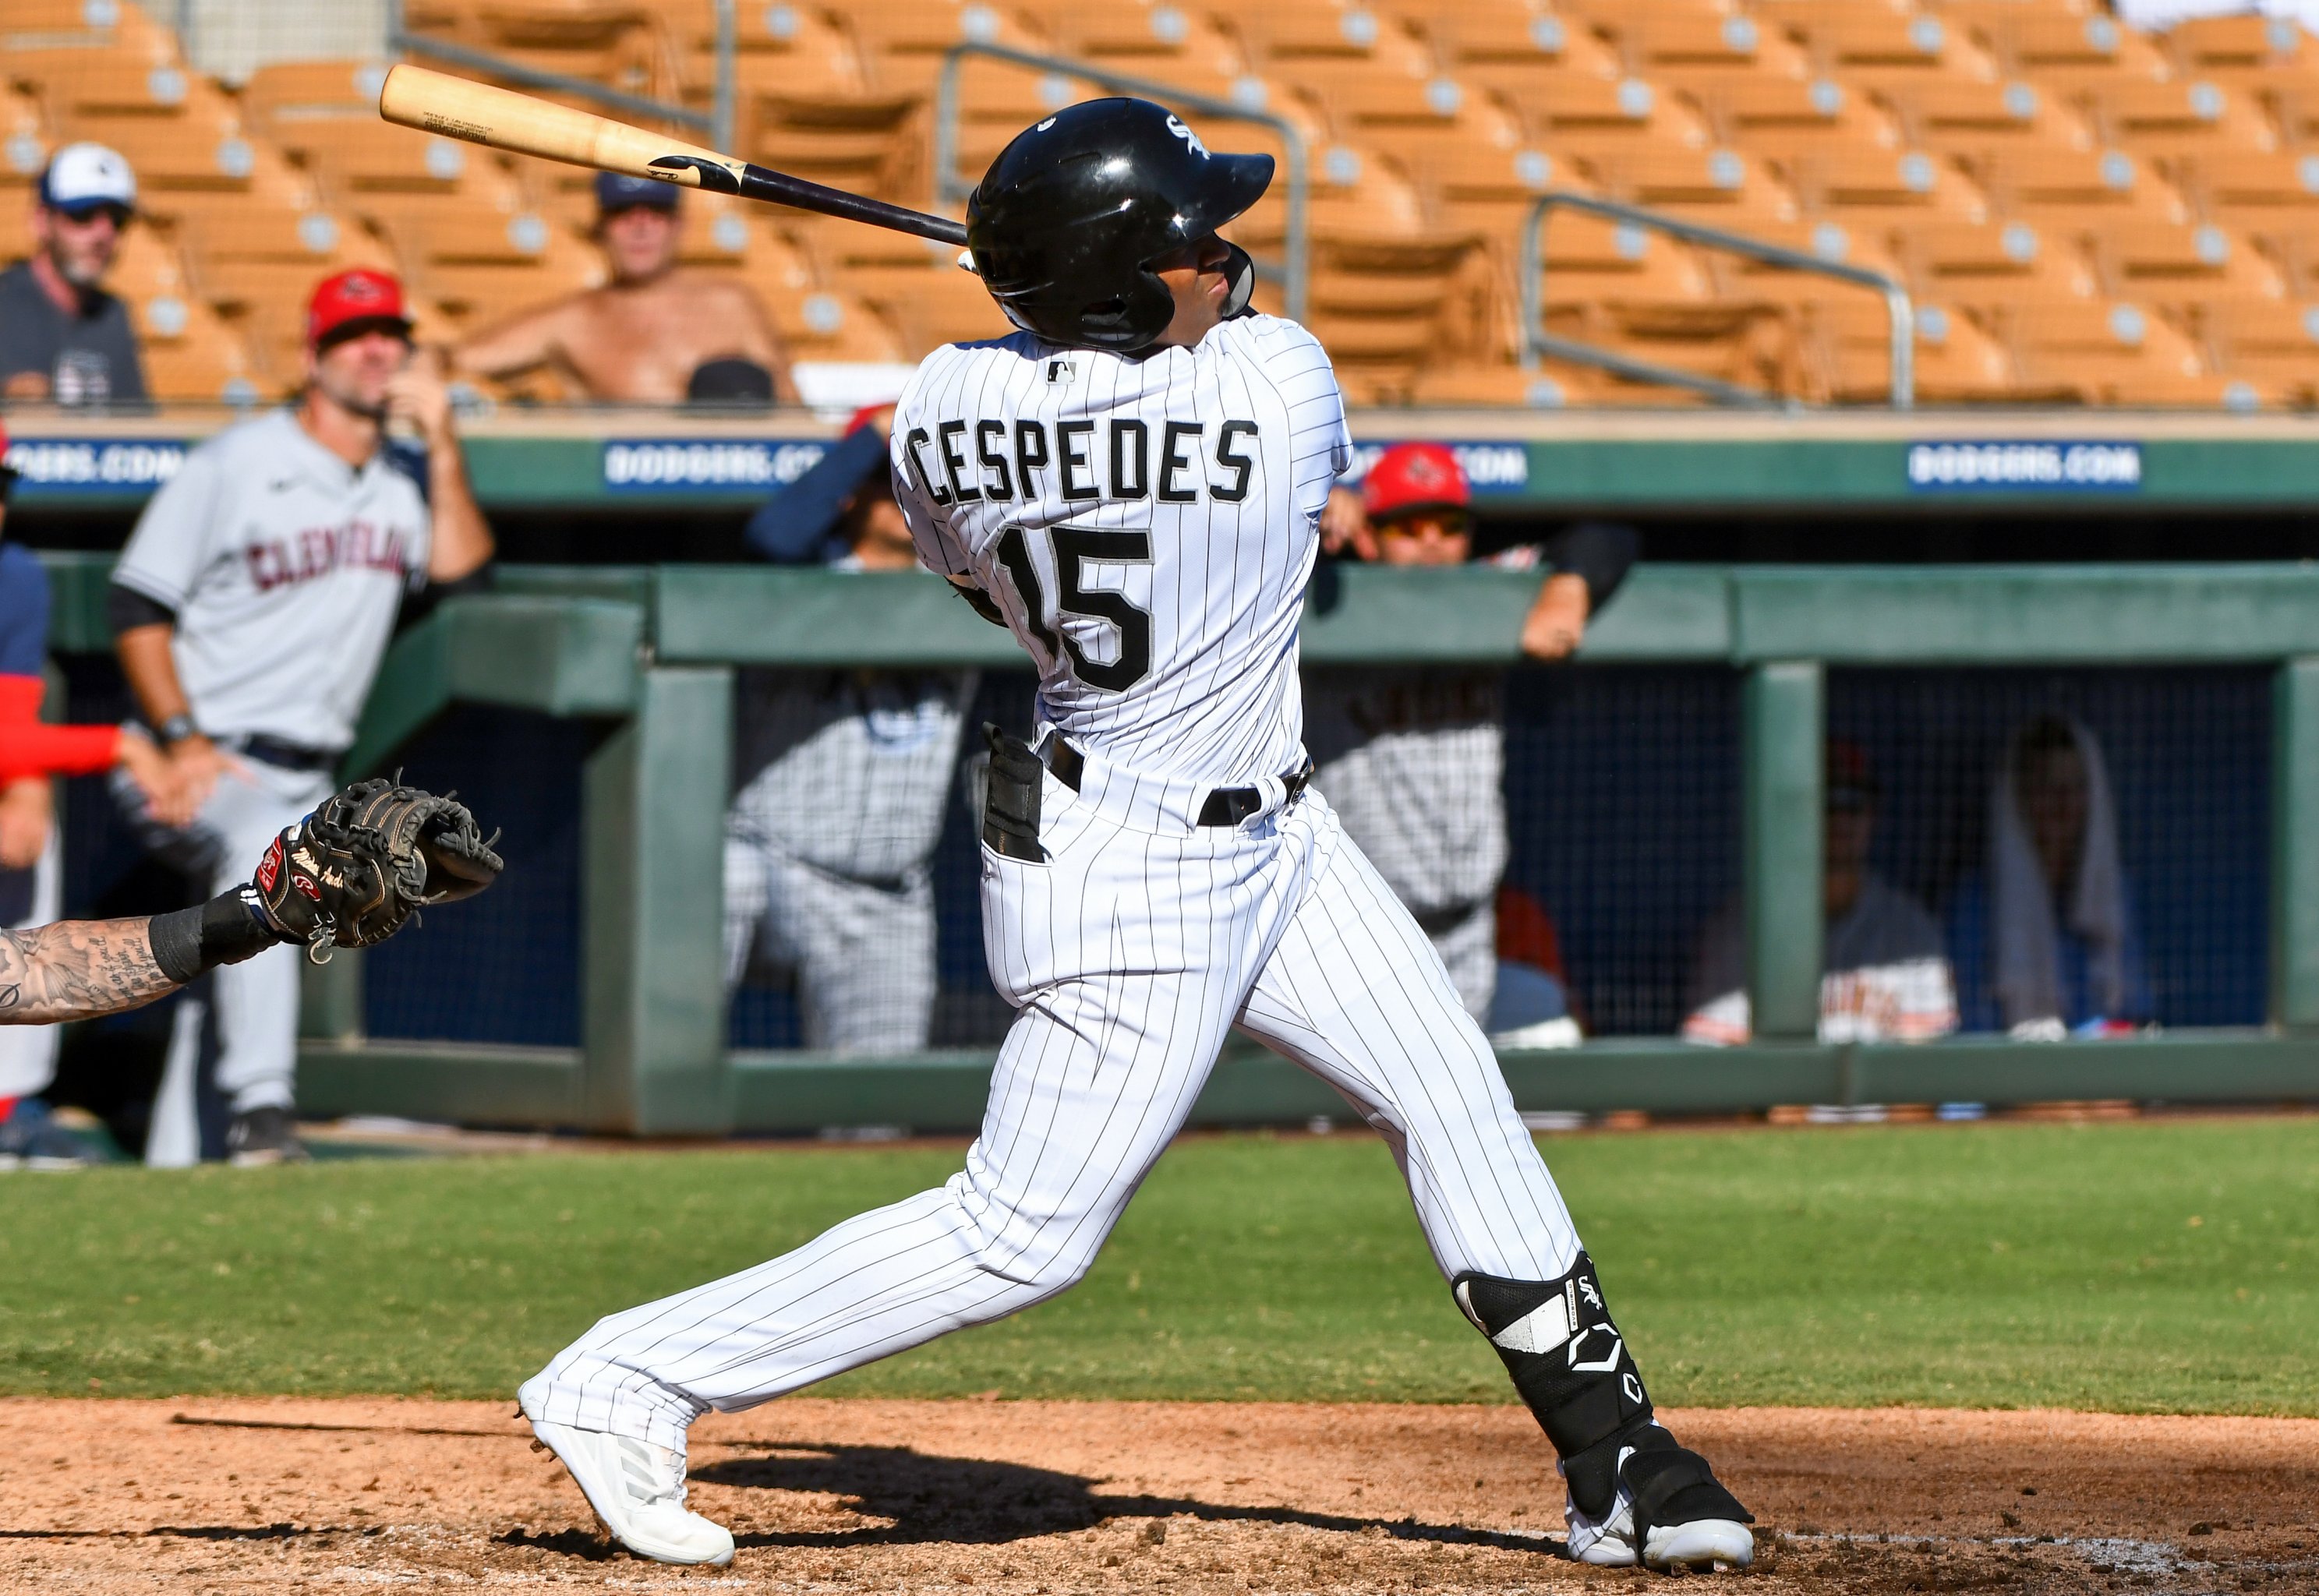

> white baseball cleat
[1568,1474,1754,1573]
[524,1413,735,1566]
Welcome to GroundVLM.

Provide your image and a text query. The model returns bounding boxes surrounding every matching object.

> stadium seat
[138,306,266,405]
[239,58,390,132]
[1992,296,2232,404]
[2079,79,2280,163]
[1708,82,1906,181]
[2081,217,2282,303]
[2183,295,2319,405]
[837,0,1054,94]
[1801,296,2025,403]
[1702,217,1906,308]
[1759,0,2003,87]
[2158,11,2311,86]
[372,208,604,343]
[1781,147,1990,228]
[1607,9,1819,93]
[1893,216,2101,300]
[411,0,678,102]
[1872,77,2096,157]
[794,224,1012,355]
[1534,208,1720,306]
[1974,9,2173,94]
[1584,144,1801,231]
[1524,73,1717,162]
[1402,0,1631,101]
[1024,0,1261,104]
[1964,144,2190,224]
[2172,152,2319,228]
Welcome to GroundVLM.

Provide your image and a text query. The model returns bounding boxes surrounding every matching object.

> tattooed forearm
[0,918,179,1025]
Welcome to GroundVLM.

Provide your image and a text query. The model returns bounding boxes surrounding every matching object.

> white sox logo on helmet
[1165,115,1208,158]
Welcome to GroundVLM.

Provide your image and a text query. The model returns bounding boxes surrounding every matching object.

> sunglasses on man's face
[1380,510,1475,539]
[56,203,132,230]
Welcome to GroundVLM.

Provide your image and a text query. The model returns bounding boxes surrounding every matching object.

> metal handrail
[1521,191,1915,411]
[933,42,1309,323]
[386,0,737,152]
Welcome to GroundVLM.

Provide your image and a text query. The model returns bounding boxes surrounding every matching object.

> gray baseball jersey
[890,312,1350,786]
[1303,666,1509,916]
[112,408,431,752]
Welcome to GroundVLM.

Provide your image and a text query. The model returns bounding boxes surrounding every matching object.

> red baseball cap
[307,267,413,349]
[1361,441,1471,522]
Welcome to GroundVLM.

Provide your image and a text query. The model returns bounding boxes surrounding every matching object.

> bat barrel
[380,63,971,250]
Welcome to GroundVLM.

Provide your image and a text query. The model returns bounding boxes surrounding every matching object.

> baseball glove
[253,779,504,964]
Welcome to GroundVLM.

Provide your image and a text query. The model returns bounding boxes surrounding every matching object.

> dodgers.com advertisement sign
[602,440,828,493]
[2,436,189,494]
[1906,440,2143,494]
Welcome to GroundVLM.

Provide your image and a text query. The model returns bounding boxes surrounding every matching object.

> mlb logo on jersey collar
[1045,357,1076,385]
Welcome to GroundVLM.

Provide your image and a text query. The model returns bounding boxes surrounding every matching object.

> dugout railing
[37,555,2319,1133]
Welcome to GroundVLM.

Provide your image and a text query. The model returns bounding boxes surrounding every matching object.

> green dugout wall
[39,556,2319,1133]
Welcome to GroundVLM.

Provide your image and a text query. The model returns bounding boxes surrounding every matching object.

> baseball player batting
[519,99,1754,1575]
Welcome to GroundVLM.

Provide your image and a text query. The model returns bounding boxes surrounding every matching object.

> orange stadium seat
[838,0,1053,94]
[1412,1,1631,102]
[1526,72,1718,163]
[373,207,603,339]
[1780,147,1989,229]
[1024,0,1259,104]
[1691,75,1904,165]
[1759,0,2001,87]
[1534,208,1720,307]
[1893,216,2101,301]
[414,0,678,101]
[2183,295,2319,405]
[1802,296,2026,403]
[1973,9,2172,94]
[2171,152,2319,229]
[1702,217,1906,308]
[239,58,390,131]
[1992,296,2231,404]
[2081,217,2283,305]
[2079,78,2280,163]
[1607,9,1819,93]
[1584,144,1799,230]
[2158,11,2313,87]
[1872,76,2096,156]
[1964,144,2190,224]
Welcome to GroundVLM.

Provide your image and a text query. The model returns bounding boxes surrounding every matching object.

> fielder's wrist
[150,887,287,985]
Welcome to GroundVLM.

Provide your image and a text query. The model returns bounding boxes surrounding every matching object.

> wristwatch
[155,713,200,747]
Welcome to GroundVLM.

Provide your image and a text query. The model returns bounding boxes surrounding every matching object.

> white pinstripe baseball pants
[523,775,1583,1449]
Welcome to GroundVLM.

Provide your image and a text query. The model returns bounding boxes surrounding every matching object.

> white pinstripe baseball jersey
[890,312,1351,787]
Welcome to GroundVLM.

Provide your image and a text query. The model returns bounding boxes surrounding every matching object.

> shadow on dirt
[692,1441,1564,1555]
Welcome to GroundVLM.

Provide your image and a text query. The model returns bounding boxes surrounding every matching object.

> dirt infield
[2,1399,2313,1593]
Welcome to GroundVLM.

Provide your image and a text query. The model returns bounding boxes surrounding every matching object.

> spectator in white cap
[0,142,149,407]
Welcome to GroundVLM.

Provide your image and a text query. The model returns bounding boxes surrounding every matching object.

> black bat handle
[648,154,969,247]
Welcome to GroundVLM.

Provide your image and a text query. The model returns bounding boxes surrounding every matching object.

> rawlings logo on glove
[251,778,504,963]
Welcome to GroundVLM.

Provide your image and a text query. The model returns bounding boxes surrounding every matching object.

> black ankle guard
[1454,1252,1752,1531]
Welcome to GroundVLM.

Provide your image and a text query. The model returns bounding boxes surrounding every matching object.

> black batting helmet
[967,98,1272,351]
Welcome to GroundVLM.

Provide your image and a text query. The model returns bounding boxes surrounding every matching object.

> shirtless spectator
[451,174,791,404]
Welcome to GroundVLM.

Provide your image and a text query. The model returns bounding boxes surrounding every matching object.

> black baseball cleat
[227,1106,310,1167]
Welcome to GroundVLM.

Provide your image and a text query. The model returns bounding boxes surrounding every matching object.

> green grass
[2,1118,2314,1414]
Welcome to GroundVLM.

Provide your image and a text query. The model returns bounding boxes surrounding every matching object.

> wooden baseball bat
[376,62,970,248]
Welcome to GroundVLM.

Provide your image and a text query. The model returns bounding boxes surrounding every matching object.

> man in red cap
[1306,443,1635,1029]
[104,267,493,1165]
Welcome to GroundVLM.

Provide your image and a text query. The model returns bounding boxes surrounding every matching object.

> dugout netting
[58,655,2275,1053]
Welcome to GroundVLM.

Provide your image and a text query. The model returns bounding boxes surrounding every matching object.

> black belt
[1043,737,1311,828]
[231,734,339,773]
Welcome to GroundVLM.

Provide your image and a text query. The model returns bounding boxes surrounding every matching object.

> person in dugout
[0,420,180,1166]
[1305,443,1636,1040]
